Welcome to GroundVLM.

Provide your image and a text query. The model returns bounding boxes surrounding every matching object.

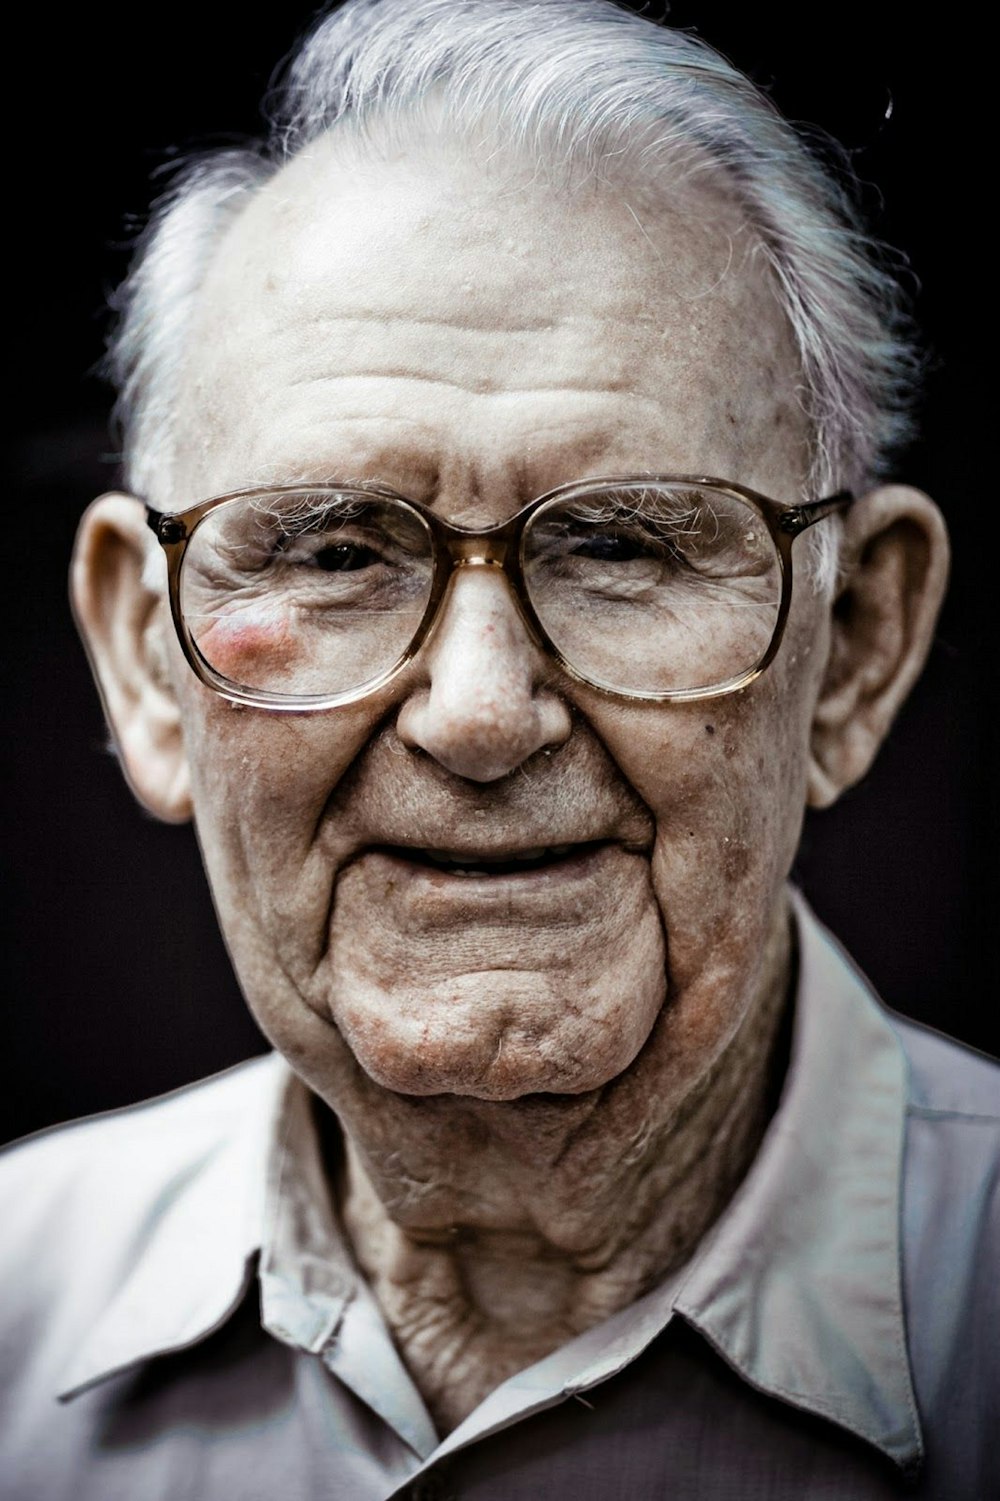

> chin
[345,1034,633,1102]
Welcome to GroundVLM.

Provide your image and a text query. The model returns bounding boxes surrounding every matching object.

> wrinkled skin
[75,135,948,1431]
[171,141,817,1097]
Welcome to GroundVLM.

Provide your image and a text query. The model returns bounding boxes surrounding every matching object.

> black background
[4,1,997,1146]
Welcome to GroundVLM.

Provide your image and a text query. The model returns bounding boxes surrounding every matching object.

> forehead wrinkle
[245,309,660,395]
[280,370,636,397]
[191,309,736,441]
[189,358,799,510]
[281,308,563,336]
[218,392,672,514]
[253,380,672,459]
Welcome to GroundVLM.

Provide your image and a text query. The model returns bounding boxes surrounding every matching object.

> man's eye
[570,530,664,563]
[312,542,381,572]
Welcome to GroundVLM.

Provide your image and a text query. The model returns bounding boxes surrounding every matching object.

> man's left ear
[807,485,950,809]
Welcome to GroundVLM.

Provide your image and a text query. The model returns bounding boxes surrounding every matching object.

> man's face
[161,138,828,1154]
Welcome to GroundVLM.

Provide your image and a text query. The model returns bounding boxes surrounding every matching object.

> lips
[375,841,604,877]
[337,839,643,934]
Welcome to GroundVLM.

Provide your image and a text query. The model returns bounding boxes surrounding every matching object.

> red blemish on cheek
[197,611,300,676]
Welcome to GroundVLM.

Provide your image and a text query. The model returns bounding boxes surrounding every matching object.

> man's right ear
[71,494,193,823]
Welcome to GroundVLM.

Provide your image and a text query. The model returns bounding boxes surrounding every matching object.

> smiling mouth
[374,841,608,877]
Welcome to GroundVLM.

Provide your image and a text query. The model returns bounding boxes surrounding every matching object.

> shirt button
[409,1465,455,1501]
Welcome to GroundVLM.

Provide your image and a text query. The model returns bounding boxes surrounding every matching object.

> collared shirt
[1,894,997,1500]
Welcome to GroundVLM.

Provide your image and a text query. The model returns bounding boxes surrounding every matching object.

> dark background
[4,1,996,1146]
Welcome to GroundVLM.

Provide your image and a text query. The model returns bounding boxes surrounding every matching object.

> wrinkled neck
[331,898,794,1432]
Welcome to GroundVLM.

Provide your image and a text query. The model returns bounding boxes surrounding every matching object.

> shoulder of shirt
[793,892,998,1122]
[0,1055,286,1410]
[880,1008,1000,1120]
[0,1054,280,1277]
[1,1051,280,1165]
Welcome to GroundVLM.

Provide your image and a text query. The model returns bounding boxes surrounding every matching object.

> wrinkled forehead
[173,129,810,502]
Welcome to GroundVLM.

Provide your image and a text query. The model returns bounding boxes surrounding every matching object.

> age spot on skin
[705,724,716,736]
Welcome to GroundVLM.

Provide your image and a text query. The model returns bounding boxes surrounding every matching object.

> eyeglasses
[145,476,852,710]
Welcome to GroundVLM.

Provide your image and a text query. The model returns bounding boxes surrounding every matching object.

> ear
[807,484,950,809]
[71,493,193,822]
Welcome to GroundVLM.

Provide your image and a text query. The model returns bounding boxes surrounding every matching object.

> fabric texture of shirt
[1,892,998,1500]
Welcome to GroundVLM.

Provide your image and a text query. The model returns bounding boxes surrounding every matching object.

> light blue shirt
[1,894,997,1499]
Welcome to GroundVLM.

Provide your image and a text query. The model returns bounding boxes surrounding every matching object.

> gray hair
[109,0,920,584]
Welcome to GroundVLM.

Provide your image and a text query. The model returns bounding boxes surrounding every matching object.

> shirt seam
[905,1105,1000,1123]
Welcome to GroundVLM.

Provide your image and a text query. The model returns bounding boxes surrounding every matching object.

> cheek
[585,678,813,954]
[173,666,386,914]
[196,606,302,681]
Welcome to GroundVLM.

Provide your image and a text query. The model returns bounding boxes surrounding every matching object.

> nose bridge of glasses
[428,523,542,657]
[440,518,517,568]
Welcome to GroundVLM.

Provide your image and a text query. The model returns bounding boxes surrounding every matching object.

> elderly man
[1,1,996,1497]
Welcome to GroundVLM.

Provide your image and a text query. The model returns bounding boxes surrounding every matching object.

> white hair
[108,0,921,587]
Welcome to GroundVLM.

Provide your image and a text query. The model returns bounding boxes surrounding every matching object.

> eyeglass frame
[144,475,854,711]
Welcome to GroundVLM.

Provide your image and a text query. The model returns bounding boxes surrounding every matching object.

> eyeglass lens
[525,483,782,694]
[179,484,783,699]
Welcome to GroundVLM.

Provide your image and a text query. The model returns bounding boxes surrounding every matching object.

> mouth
[371,840,611,878]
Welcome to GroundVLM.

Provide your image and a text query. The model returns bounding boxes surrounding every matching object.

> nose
[396,563,573,782]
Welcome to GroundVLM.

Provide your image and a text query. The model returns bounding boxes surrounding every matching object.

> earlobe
[807,484,950,809]
[71,493,193,823]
